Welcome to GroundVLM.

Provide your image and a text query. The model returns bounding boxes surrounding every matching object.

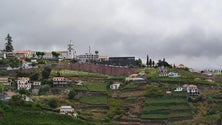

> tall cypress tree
[149,59,152,67]
[146,54,149,67]
[5,34,14,52]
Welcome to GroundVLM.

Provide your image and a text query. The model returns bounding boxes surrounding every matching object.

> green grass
[51,69,108,78]
[0,106,93,125]
[121,84,139,89]
[141,114,169,119]
[143,105,190,114]
[124,97,138,103]
[169,112,192,118]
[73,86,88,91]
[80,96,107,105]
[86,82,107,92]
[145,68,158,78]
[145,98,187,104]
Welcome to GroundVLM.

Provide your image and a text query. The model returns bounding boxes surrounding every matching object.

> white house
[187,84,199,96]
[17,77,31,90]
[58,51,69,59]
[32,81,41,89]
[21,60,33,69]
[60,106,75,115]
[43,52,53,59]
[16,50,33,59]
[77,53,99,63]
[32,81,41,87]
[53,77,69,87]
[0,77,11,86]
[159,66,168,77]
[0,51,6,59]
[125,74,145,82]
[110,83,120,90]
[168,72,180,78]
[176,64,186,69]
[174,87,183,92]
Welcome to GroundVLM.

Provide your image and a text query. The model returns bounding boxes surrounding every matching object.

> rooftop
[61,106,73,109]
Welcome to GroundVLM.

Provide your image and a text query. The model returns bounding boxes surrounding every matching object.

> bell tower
[68,41,75,59]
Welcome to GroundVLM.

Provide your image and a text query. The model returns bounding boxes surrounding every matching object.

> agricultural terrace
[141,91,193,120]
[144,68,222,86]
[51,69,108,78]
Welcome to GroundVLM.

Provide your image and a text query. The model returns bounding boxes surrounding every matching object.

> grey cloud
[0,0,222,69]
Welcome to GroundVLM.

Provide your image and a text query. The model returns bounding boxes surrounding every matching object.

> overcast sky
[0,0,222,69]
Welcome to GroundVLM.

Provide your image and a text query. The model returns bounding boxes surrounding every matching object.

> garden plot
[79,95,107,105]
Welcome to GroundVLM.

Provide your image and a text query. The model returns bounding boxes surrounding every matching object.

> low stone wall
[54,63,136,76]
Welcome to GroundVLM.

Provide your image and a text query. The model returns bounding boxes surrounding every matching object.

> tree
[48,98,58,108]
[36,52,41,59]
[42,67,51,79]
[152,61,155,67]
[36,52,45,59]
[9,95,24,106]
[39,85,50,95]
[19,89,29,95]
[56,71,61,77]
[68,89,76,99]
[71,58,78,63]
[0,84,4,92]
[16,70,29,77]
[5,34,14,52]
[31,62,38,67]
[52,51,60,58]
[157,58,171,67]
[9,58,20,68]
[95,50,99,55]
[149,59,152,67]
[40,52,45,59]
[30,72,40,81]
[135,58,142,67]
[146,54,149,67]
[42,79,53,85]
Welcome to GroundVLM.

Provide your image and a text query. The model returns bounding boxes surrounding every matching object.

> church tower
[68,41,75,59]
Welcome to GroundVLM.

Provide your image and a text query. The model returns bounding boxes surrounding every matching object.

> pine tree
[5,34,14,52]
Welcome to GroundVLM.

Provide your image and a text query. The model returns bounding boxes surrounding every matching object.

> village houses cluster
[0,42,108,69]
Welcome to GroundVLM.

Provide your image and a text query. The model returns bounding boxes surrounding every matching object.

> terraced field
[141,92,193,120]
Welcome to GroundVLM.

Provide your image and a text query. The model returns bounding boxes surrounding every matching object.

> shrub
[0,71,8,76]
[42,79,53,86]
[42,67,51,79]
[16,70,29,77]
[48,98,58,108]
[9,95,24,106]
[39,85,50,95]
[29,71,40,81]
[68,89,76,99]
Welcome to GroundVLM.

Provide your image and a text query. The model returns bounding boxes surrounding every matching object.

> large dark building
[108,57,135,66]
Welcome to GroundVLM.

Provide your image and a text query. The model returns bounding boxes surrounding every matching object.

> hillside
[1,68,222,125]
